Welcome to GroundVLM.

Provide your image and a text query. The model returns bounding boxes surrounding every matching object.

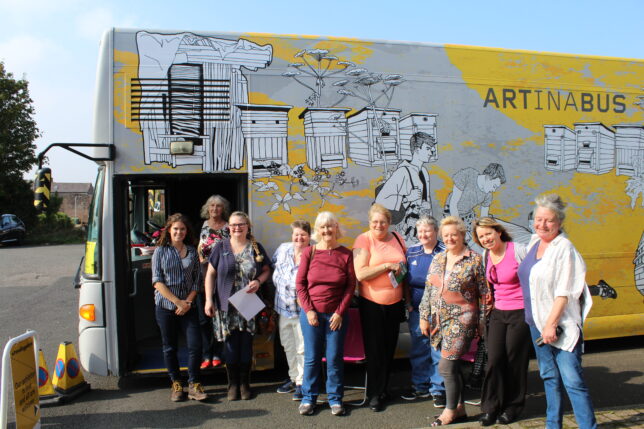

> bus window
[84,167,104,276]
[129,184,165,259]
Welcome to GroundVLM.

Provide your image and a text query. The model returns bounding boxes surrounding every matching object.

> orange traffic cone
[51,342,90,401]
[38,349,62,406]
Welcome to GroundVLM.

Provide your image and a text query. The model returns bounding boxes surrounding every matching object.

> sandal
[431,414,468,426]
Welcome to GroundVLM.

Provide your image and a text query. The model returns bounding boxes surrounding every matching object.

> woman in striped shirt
[152,213,207,402]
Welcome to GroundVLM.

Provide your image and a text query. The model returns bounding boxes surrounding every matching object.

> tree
[0,62,40,226]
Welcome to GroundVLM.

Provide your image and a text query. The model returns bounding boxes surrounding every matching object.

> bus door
[124,181,167,373]
[118,174,249,374]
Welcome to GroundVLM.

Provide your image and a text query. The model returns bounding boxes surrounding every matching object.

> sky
[1,0,643,184]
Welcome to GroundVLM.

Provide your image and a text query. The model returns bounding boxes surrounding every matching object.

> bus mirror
[170,140,194,155]
[34,167,52,213]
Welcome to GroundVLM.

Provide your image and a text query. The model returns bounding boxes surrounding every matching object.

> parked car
[0,214,26,245]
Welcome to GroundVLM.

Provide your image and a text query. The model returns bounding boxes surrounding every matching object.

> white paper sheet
[228,286,266,321]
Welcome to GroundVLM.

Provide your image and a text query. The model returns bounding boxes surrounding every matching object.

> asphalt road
[1,244,643,428]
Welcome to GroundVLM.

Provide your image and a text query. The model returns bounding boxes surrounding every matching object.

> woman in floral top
[204,211,271,401]
[197,195,230,369]
[419,216,490,426]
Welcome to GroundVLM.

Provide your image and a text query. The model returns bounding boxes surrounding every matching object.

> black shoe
[369,396,383,412]
[432,394,446,408]
[479,412,497,426]
[498,411,516,425]
[401,389,431,401]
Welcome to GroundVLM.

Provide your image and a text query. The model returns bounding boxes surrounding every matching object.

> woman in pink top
[473,217,528,426]
[353,203,407,412]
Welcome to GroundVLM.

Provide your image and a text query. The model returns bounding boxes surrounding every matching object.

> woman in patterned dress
[419,216,490,426]
[197,195,230,369]
[204,211,271,401]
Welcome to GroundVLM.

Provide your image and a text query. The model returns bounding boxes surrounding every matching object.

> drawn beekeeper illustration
[375,132,437,241]
[444,162,506,225]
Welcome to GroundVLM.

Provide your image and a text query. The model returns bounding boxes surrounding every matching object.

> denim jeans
[529,326,596,429]
[299,310,348,406]
[155,306,202,383]
[408,309,445,395]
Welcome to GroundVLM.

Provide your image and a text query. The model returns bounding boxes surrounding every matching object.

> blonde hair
[368,203,392,224]
[439,216,467,240]
[311,211,343,242]
[229,211,264,262]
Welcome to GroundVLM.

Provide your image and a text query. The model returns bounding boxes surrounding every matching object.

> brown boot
[170,380,185,402]
[240,362,252,400]
[188,382,207,401]
[225,364,240,401]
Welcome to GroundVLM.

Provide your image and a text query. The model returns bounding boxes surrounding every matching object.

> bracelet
[185,301,192,305]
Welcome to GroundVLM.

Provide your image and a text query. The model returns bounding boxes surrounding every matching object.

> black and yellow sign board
[10,337,41,428]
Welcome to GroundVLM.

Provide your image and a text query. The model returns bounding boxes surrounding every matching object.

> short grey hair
[200,194,231,220]
[311,211,343,242]
[534,193,566,223]
[416,215,438,231]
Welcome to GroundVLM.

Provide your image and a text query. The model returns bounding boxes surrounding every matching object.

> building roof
[52,182,94,194]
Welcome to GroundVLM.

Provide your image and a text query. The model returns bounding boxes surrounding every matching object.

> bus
[53,28,643,377]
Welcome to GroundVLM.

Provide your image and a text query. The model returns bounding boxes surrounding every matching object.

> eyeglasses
[230,223,248,229]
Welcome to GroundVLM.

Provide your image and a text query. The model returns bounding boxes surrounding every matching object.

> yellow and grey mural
[112,30,643,338]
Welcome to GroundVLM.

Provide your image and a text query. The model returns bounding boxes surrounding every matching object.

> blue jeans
[408,309,445,395]
[299,310,349,406]
[529,326,596,429]
[155,306,202,383]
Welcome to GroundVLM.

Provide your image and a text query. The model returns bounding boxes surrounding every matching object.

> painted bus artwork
[73,29,642,376]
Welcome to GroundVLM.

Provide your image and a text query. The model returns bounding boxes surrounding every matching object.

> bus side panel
[78,280,108,376]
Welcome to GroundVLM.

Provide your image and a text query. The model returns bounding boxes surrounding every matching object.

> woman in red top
[353,203,407,412]
[296,211,356,417]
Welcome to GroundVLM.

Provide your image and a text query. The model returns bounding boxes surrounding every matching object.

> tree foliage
[0,62,40,225]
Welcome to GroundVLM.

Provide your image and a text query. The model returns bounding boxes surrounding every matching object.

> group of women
[151,193,596,428]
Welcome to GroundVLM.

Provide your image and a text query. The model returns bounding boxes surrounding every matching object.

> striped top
[152,245,200,310]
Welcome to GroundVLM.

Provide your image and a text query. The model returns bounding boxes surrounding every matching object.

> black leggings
[358,296,403,399]
[438,358,463,410]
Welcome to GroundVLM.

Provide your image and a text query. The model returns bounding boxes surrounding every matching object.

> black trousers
[481,308,531,415]
[358,296,403,399]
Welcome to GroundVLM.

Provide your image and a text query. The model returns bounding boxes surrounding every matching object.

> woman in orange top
[353,203,407,412]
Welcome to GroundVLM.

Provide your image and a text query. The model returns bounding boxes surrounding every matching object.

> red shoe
[212,358,222,368]
[200,360,212,369]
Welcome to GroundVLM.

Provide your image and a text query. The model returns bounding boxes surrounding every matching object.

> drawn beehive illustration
[399,113,438,161]
[237,104,292,178]
[544,125,577,171]
[614,124,644,177]
[634,231,644,296]
[347,107,401,167]
[133,31,273,172]
[299,107,351,170]
[574,122,615,175]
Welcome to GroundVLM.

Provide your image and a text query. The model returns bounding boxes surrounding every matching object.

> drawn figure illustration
[587,280,618,300]
[375,132,437,242]
[134,31,273,172]
[635,231,644,297]
[444,163,506,224]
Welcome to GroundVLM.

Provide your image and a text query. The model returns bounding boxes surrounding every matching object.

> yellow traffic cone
[51,342,90,401]
[38,349,62,406]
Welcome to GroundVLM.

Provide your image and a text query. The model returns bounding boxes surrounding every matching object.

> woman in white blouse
[517,194,595,429]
